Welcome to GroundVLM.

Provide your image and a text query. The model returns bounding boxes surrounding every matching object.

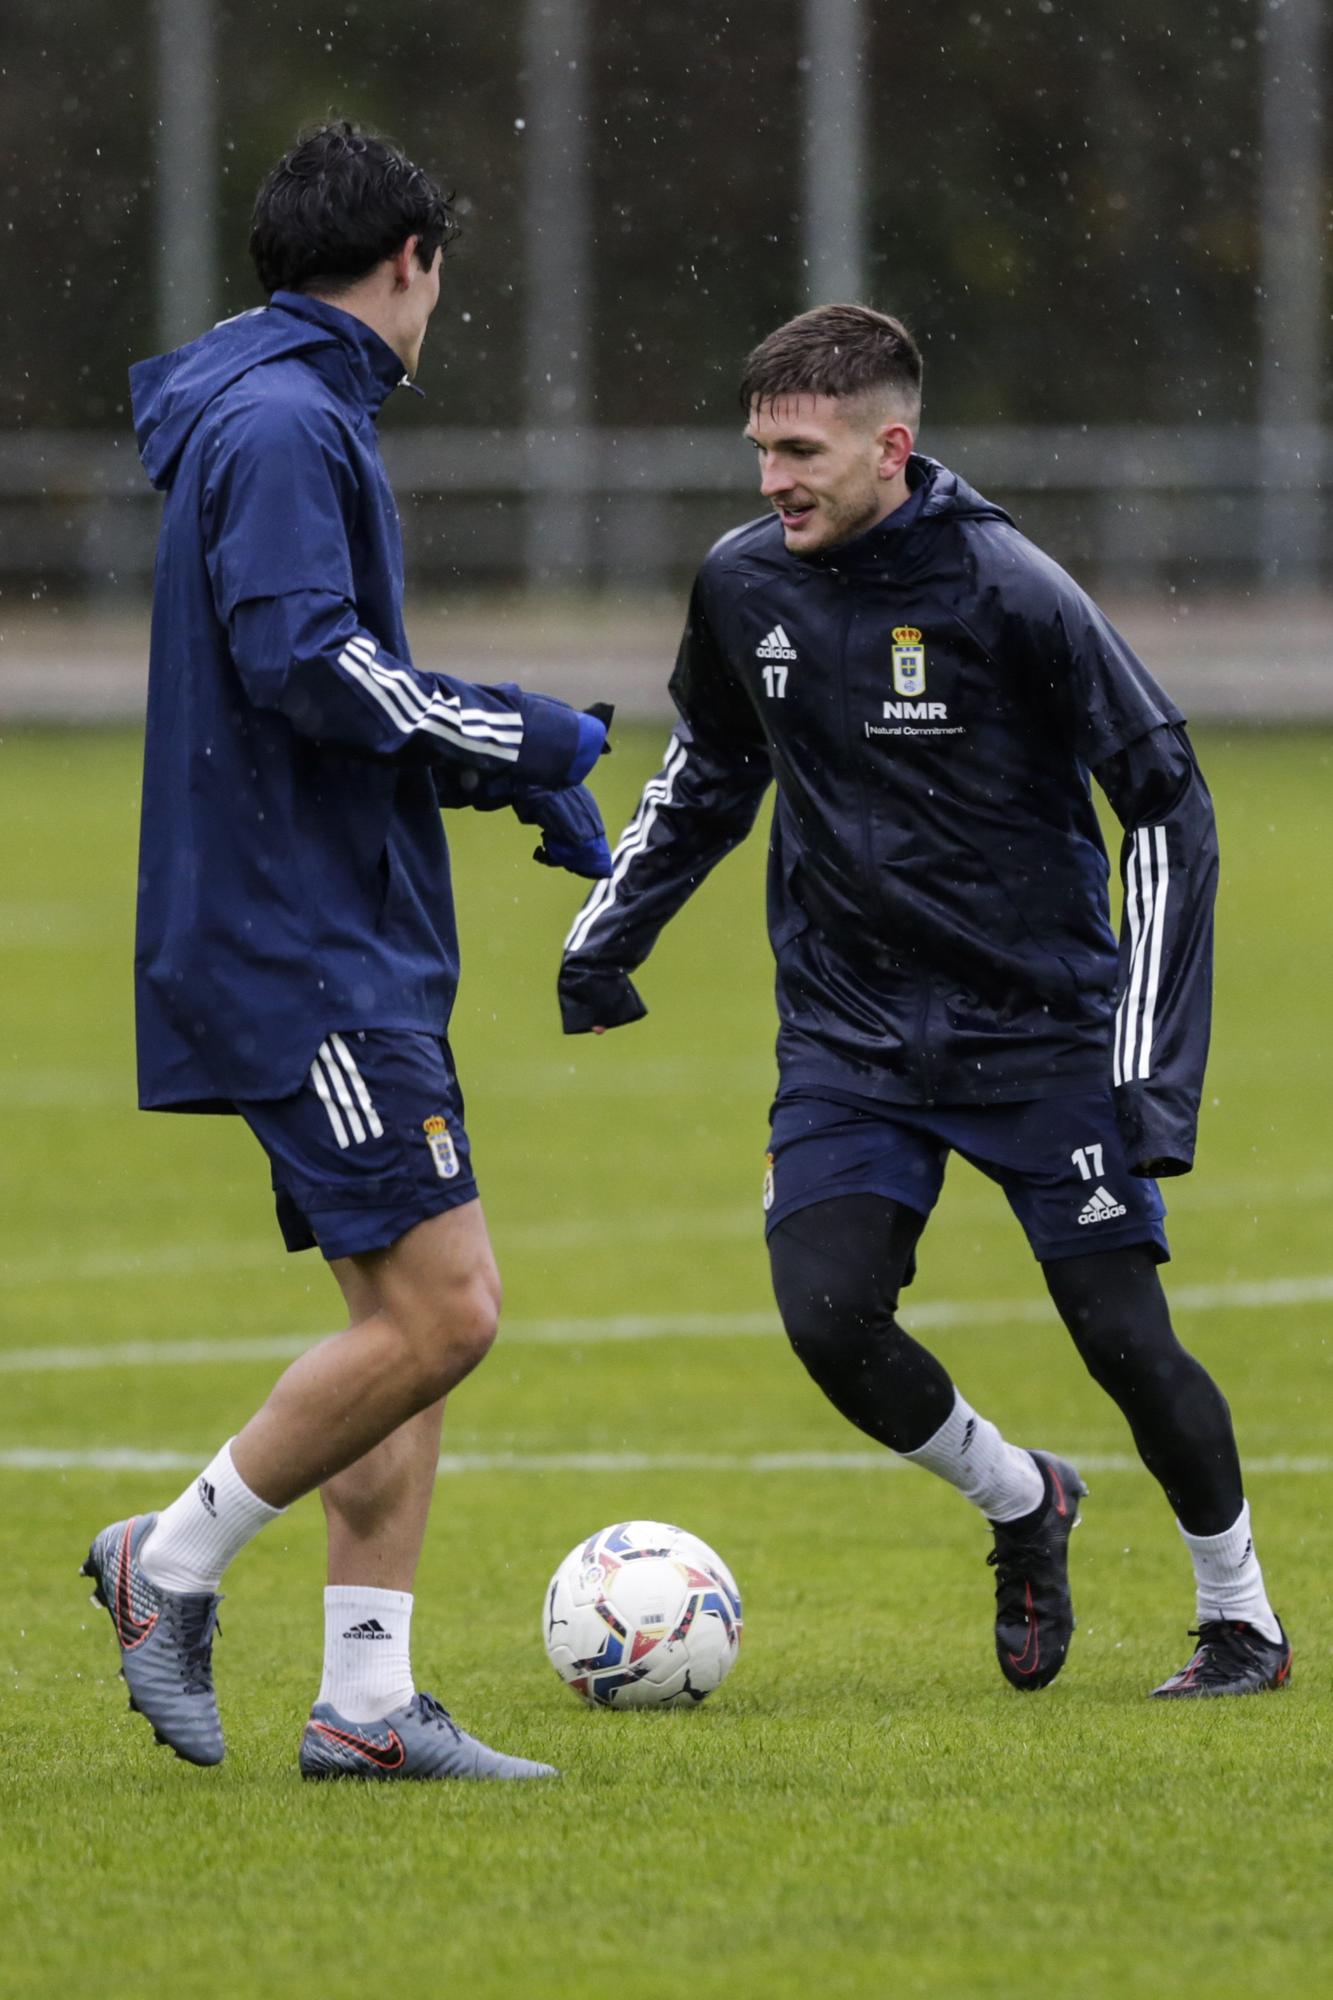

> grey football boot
[81,1513,224,1767]
[300,1690,558,1781]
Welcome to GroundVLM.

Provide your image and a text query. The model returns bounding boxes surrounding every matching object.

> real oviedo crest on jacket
[891,625,926,696]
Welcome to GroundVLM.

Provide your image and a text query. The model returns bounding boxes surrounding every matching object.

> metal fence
[3,424,1329,600]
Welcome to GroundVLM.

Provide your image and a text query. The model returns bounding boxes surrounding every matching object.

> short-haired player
[560,303,1289,1701]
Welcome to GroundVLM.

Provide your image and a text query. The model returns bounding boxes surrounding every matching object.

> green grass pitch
[0,722,1329,1999]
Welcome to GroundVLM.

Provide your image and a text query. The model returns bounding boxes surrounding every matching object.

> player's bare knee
[405,1273,498,1396]
[444,1274,501,1378]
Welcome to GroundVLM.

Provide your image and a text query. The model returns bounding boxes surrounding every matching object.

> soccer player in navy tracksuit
[80,125,612,1779]
[559,305,1291,1699]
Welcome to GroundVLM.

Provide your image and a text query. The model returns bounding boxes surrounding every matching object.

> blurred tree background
[0,0,1325,609]
[0,0,1304,432]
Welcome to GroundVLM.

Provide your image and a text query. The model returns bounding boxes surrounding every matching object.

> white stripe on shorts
[309,1054,350,1149]
[316,1039,366,1145]
[328,1033,385,1138]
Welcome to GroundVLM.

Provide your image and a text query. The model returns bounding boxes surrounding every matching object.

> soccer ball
[542,1520,743,1708]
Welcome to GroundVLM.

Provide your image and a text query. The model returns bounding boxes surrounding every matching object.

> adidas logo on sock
[197,1477,218,1517]
[756,624,797,661]
[343,1618,393,1641]
[960,1417,977,1454]
[1077,1184,1128,1226]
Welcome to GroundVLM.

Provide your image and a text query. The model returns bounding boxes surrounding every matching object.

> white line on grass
[10,1167,1333,1279]
[3,1270,1331,1377]
[1,1241,288,1286]
[0,1209,760,1284]
[2,1446,1327,1477]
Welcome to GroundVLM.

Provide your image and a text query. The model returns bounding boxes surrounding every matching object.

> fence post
[154,0,218,354]
[1259,0,1325,589]
[522,0,594,587]
[801,0,868,307]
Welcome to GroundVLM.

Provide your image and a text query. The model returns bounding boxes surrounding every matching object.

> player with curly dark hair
[80,123,614,1782]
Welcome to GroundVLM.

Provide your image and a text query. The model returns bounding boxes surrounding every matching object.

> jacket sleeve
[203,401,588,789]
[558,579,771,1032]
[1013,551,1184,766]
[1093,722,1218,1178]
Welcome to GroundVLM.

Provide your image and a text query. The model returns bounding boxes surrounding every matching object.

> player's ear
[389,236,421,290]
[876,420,914,482]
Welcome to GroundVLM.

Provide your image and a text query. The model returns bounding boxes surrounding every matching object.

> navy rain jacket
[132,292,597,1112]
[559,456,1218,1176]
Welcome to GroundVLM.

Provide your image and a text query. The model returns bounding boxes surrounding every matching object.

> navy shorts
[235,1030,478,1261]
[764,1089,1168,1267]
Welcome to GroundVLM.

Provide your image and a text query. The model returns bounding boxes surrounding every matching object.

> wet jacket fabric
[559,456,1217,1175]
[131,291,593,1112]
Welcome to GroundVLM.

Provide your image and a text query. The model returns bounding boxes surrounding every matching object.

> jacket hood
[130,293,404,490]
[913,454,1012,526]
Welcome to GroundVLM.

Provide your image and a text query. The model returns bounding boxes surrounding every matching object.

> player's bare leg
[309,1255,453,1723]
[294,1220,548,1775]
[321,1395,448,1591]
[230,1200,500,1507]
[83,1200,554,1773]
[319,1255,451,1589]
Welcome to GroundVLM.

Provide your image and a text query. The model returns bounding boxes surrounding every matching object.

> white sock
[1178,1502,1282,1645]
[139,1440,283,1593]
[317,1587,416,1722]
[900,1391,1045,1522]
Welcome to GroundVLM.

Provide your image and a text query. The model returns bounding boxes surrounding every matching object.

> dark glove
[565,702,616,784]
[558,959,648,1034]
[512,784,613,880]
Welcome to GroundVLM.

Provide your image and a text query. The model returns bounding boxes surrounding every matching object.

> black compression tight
[767,1195,954,1454]
[1042,1246,1243,1534]
[768,1195,1244,1534]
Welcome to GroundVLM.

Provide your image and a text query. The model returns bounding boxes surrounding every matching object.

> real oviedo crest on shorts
[422,1114,460,1179]
[891,626,926,697]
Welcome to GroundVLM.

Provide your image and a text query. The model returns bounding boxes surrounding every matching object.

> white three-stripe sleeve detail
[563,738,684,954]
[1119,829,1158,1084]
[358,649,523,732]
[337,650,419,732]
[331,626,524,756]
[310,1056,350,1149]
[562,741,684,957]
[329,1033,384,1138]
[318,1038,366,1144]
[337,655,522,764]
[563,735,689,956]
[363,656,523,744]
[1112,828,1144,1080]
[1128,824,1160,1080]
[1114,835,1143,1086]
